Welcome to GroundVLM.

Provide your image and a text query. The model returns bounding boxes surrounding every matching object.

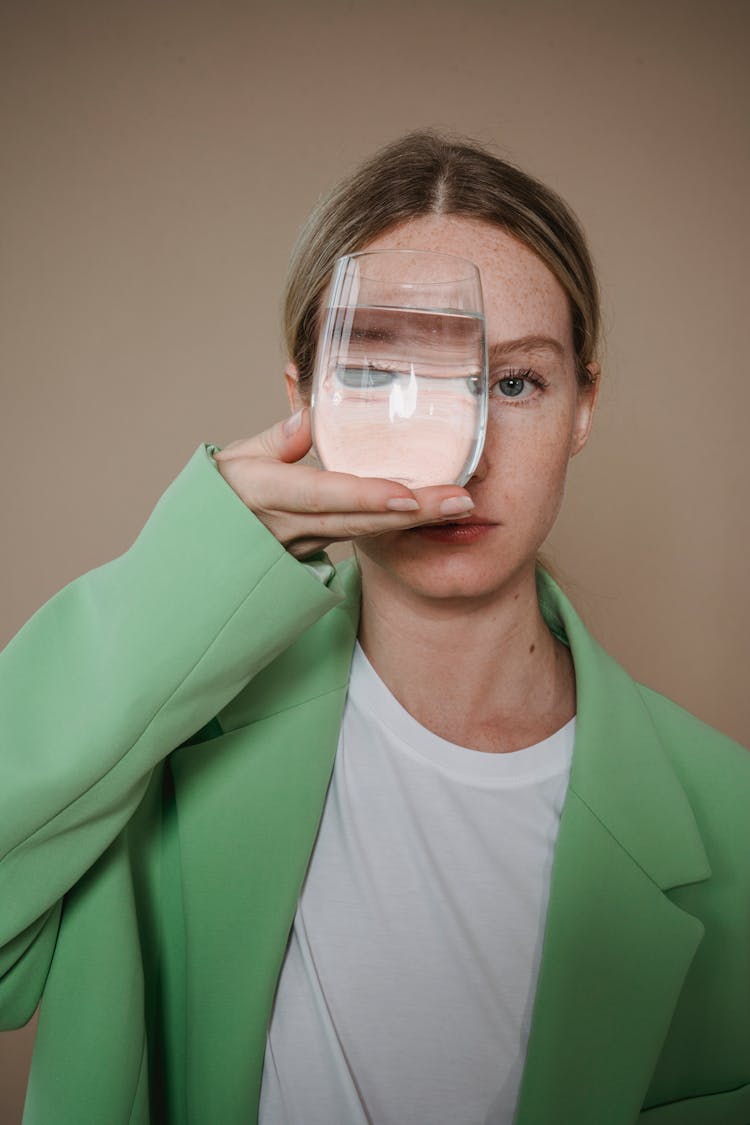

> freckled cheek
[503,455,568,512]
[485,414,570,469]
[483,420,571,513]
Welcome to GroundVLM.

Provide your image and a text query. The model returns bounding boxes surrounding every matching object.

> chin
[358,535,534,607]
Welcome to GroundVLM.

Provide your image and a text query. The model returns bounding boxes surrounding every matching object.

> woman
[1,133,748,1125]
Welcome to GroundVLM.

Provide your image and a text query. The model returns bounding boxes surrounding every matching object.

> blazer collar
[514,569,710,1124]
[536,567,710,890]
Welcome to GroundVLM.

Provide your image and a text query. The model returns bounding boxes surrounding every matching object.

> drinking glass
[311,249,488,489]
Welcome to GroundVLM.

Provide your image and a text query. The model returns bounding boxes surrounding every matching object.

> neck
[356,562,576,754]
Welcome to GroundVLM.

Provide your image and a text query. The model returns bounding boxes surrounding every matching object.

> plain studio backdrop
[1,0,748,1118]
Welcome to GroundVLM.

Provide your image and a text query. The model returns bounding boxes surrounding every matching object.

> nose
[468,445,489,485]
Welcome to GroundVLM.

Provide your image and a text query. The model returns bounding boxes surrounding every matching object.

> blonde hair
[283,130,600,391]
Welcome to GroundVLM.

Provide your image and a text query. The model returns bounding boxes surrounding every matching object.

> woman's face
[337,214,599,607]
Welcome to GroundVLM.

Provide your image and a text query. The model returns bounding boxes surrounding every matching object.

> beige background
[1,0,748,1118]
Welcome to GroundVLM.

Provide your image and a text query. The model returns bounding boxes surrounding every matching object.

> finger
[244,460,435,515]
[214,407,313,466]
[264,480,476,537]
[407,484,476,519]
[275,498,474,553]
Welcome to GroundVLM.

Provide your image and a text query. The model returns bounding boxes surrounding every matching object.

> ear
[570,362,600,457]
[285,362,303,412]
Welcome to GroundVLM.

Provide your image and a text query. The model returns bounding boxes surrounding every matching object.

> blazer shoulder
[635,682,750,808]
[636,682,747,755]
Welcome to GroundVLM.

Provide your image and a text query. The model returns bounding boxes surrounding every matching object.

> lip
[413,520,497,544]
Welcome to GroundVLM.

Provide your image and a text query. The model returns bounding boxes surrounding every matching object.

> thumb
[268,406,313,463]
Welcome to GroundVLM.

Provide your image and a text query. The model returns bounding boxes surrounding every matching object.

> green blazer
[1,446,749,1125]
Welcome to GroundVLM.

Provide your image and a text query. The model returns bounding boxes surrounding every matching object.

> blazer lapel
[168,560,360,1124]
[514,573,711,1125]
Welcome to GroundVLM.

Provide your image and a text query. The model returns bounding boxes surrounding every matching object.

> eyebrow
[488,335,566,363]
[348,310,480,347]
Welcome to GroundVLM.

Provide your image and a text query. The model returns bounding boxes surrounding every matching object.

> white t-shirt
[259,643,574,1125]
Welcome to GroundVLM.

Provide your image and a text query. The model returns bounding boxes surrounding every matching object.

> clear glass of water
[311,249,488,489]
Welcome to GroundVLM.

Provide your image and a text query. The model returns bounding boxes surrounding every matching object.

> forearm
[0,444,341,961]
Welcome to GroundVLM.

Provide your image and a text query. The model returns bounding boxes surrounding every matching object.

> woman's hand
[213,408,475,559]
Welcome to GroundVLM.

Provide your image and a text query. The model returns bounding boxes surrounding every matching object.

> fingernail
[387,498,420,512]
[283,409,303,437]
[439,496,474,516]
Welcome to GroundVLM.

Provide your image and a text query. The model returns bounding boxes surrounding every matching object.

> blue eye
[497,377,527,397]
[490,370,540,400]
[335,365,395,389]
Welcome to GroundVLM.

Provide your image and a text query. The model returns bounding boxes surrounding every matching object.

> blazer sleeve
[0,444,342,1028]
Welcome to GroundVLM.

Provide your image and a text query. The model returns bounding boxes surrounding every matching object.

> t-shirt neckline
[348,641,575,786]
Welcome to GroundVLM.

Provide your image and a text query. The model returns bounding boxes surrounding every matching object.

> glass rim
[338,247,481,286]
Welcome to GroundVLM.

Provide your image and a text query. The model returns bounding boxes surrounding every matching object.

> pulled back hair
[283,131,600,391]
